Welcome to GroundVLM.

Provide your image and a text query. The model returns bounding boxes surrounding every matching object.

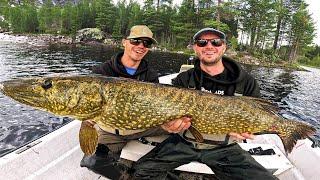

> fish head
[0,76,105,119]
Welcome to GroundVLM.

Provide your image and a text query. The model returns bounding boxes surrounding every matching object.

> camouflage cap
[127,25,158,44]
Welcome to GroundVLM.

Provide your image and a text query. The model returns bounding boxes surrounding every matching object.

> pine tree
[171,0,197,48]
[95,0,116,33]
[287,1,315,62]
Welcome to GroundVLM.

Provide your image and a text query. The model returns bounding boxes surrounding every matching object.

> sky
[120,0,319,45]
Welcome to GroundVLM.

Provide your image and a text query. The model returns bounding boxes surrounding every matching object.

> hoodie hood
[193,56,245,85]
[109,52,149,78]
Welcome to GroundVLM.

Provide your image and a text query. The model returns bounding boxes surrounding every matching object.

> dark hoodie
[92,52,159,83]
[172,56,260,97]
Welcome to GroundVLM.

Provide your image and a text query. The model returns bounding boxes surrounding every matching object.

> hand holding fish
[162,117,255,140]
[229,132,255,140]
[82,120,96,128]
[161,117,191,133]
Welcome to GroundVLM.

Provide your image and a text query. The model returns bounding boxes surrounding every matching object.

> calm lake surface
[0,34,319,157]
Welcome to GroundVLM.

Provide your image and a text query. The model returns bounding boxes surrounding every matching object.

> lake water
[0,34,319,157]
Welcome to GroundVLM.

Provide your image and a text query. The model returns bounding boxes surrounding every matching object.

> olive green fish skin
[0,75,316,153]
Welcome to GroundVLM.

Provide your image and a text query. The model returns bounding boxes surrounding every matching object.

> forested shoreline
[0,0,319,67]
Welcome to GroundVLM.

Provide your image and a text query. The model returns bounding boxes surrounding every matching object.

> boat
[0,71,319,180]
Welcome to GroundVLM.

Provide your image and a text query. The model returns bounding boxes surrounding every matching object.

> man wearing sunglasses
[81,25,171,179]
[132,28,277,179]
[92,25,158,82]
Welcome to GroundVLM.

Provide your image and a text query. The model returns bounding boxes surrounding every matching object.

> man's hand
[228,132,255,140]
[82,120,96,128]
[161,117,191,133]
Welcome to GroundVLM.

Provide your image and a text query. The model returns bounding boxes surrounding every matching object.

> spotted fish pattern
[0,75,316,153]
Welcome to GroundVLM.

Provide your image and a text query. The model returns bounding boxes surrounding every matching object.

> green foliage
[0,3,10,31]
[170,0,197,48]
[203,20,230,33]
[95,0,116,33]
[229,36,238,50]
[310,55,320,67]
[298,55,320,67]
[8,5,38,33]
[37,0,61,33]
[0,20,9,31]
[305,46,320,59]
[78,0,96,29]
[127,2,143,28]
[60,3,74,34]
[298,55,311,64]
[0,0,317,64]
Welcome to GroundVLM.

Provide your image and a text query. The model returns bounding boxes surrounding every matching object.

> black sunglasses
[194,39,225,47]
[128,38,153,48]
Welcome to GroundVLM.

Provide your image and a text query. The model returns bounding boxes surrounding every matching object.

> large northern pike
[0,75,316,154]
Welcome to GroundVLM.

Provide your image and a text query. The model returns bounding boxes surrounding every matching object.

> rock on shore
[0,33,72,46]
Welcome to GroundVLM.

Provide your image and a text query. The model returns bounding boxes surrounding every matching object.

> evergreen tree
[95,0,116,33]
[127,1,143,29]
[60,3,74,34]
[287,1,315,62]
[23,4,39,33]
[157,0,176,47]
[172,0,197,48]
[38,0,55,33]
[77,0,96,29]
[237,0,277,51]
[142,0,162,36]
[273,0,288,50]
[9,6,24,33]
[112,0,130,39]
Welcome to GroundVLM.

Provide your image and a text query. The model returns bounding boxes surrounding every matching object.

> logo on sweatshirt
[201,87,224,95]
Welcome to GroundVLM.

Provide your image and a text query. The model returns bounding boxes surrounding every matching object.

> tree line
[0,0,319,66]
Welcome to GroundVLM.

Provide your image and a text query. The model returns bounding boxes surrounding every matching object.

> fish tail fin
[79,121,99,155]
[279,120,316,154]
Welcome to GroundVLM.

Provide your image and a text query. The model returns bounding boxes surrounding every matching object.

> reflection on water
[0,36,319,157]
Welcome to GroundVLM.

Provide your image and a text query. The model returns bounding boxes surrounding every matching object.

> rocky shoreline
[0,32,72,46]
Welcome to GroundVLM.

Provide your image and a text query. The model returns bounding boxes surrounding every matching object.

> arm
[144,68,159,83]
[243,75,261,97]
[171,71,190,88]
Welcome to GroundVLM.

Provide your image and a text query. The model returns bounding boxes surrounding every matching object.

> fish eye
[41,80,52,90]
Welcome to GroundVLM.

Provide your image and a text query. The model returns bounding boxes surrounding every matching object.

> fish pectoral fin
[79,121,98,155]
[189,125,204,143]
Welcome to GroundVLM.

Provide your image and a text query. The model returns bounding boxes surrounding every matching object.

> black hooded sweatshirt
[92,52,159,83]
[172,56,260,97]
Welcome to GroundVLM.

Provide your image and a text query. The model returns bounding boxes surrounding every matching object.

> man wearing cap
[92,25,159,82]
[80,25,178,179]
[132,28,277,179]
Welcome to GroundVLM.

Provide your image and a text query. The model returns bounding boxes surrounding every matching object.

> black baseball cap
[193,28,226,41]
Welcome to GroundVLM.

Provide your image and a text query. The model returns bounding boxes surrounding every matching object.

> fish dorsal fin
[79,121,98,155]
[189,125,204,142]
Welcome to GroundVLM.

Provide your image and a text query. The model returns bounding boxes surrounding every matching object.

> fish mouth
[0,80,43,106]
[4,89,43,107]
[15,93,43,105]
